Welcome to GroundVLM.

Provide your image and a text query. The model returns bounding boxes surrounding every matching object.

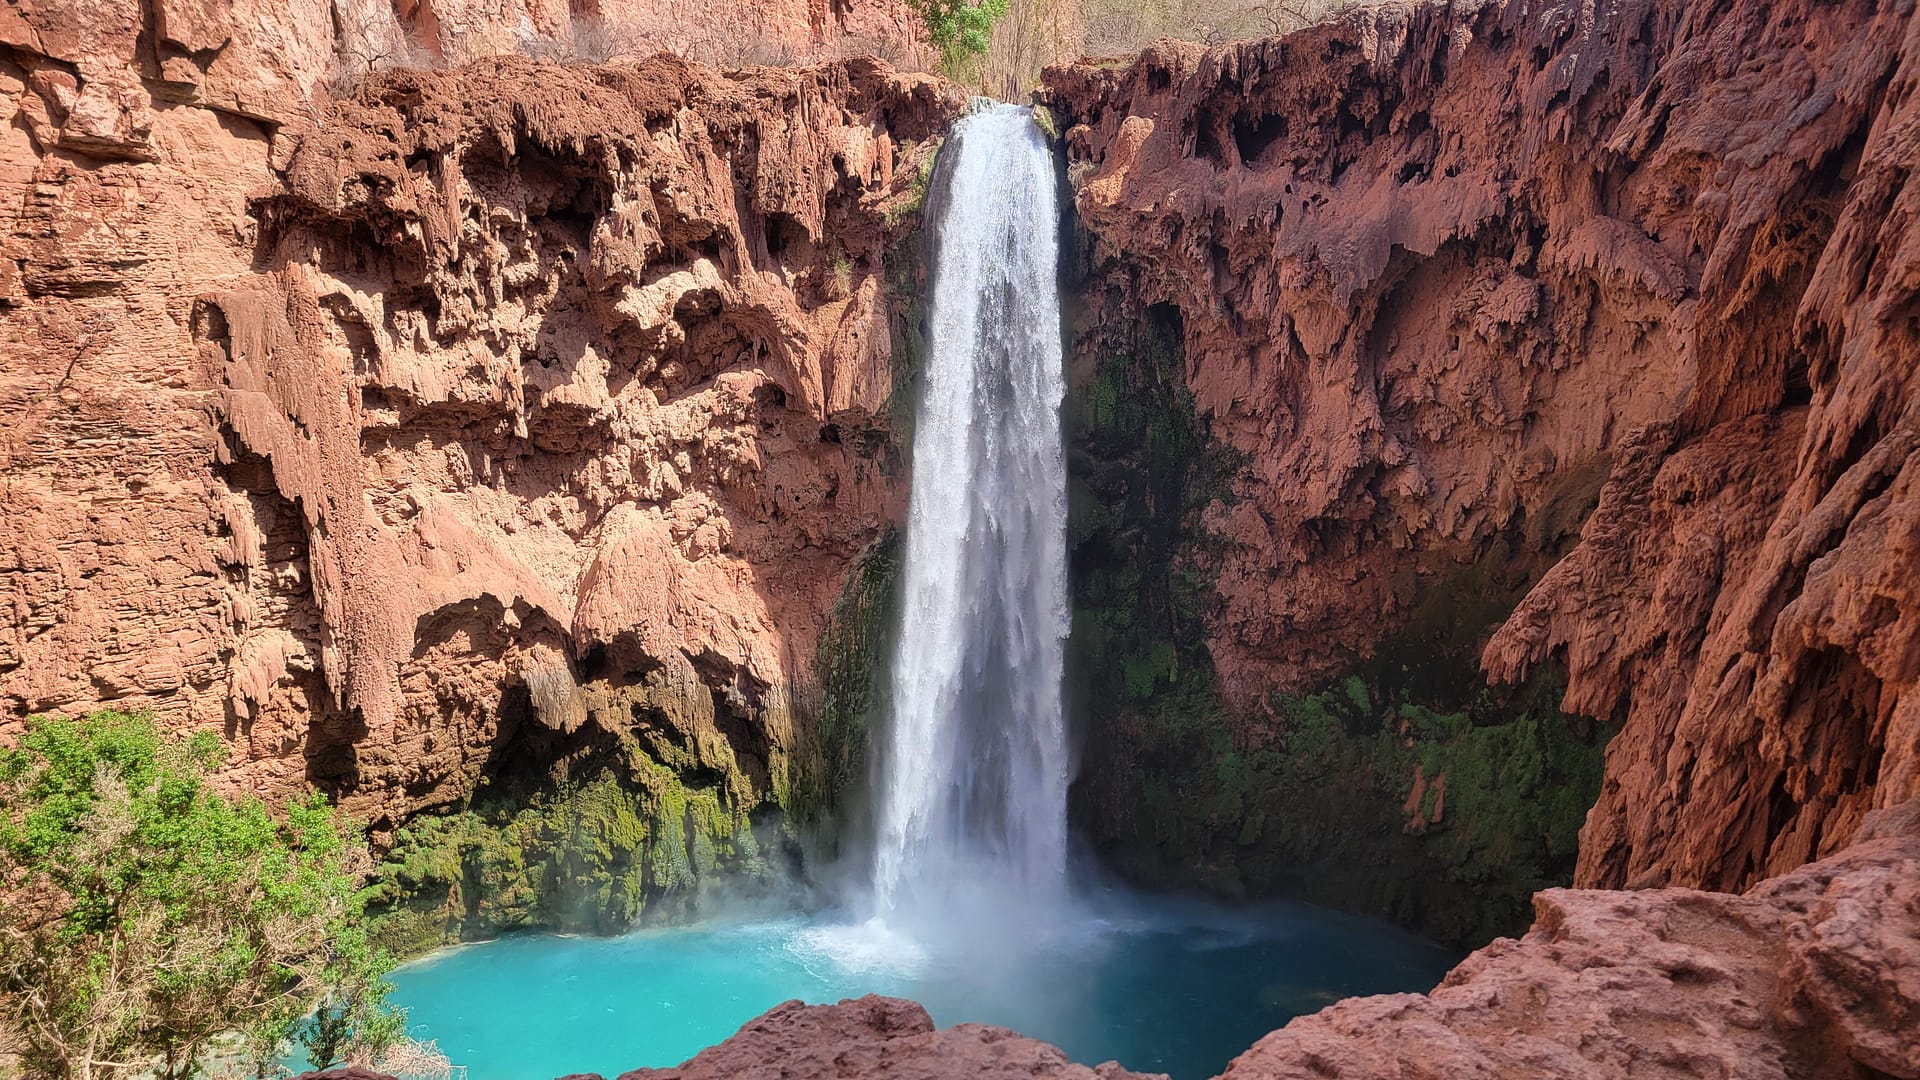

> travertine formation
[1043,0,1920,895]
[2,0,924,139]
[1,4,963,840]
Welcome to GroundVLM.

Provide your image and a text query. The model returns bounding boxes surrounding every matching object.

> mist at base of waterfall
[382,887,1457,1080]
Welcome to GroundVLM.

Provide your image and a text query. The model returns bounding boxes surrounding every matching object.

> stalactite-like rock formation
[1043,0,1920,901]
[1,20,964,883]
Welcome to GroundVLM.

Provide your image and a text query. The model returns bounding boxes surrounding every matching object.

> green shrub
[0,710,400,1079]
[911,0,1012,71]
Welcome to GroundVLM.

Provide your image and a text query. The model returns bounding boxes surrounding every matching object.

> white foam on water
[784,916,932,982]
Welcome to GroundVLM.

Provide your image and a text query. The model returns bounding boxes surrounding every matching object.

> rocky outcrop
[607,995,1163,1080]
[605,805,1920,1080]
[1224,799,1920,1080]
[1,6,964,925]
[1042,0,1920,908]
[0,0,923,143]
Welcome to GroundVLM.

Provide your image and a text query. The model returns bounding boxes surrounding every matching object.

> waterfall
[870,102,1071,924]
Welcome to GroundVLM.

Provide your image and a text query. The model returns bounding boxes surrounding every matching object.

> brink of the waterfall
[869,101,1072,937]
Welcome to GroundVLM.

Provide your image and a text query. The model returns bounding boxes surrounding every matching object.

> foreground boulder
[603,994,1161,1079]
[1223,800,1920,1079]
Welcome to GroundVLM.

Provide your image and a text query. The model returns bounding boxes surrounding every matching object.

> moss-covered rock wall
[365,666,795,954]
[368,528,903,956]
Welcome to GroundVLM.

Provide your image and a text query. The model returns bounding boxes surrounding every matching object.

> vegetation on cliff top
[911,0,1013,73]
[0,710,421,1079]
[976,0,1357,99]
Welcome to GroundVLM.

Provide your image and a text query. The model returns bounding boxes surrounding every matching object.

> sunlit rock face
[0,35,965,878]
[1042,0,1920,904]
[0,0,926,134]
[565,994,1167,1080]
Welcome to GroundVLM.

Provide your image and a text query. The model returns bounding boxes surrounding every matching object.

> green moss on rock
[1032,105,1061,142]
[367,732,781,955]
[789,531,899,827]
[884,205,932,449]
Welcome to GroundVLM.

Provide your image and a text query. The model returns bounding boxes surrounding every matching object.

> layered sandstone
[1043,0,1920,897]
[1,17,965,850]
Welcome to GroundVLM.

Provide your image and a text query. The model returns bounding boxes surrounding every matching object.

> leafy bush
[911,0,1012,71]
[0,710,402,1079]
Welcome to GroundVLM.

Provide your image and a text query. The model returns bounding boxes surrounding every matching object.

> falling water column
[871,102,1071,927]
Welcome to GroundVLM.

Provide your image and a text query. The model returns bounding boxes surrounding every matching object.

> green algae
[789,531,899,830]
[883,177,935,449]
[884,141,942,228]
[367,728,782,956]
[1032,105,1061,142]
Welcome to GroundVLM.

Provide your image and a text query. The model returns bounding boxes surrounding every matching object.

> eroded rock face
[0,29,965,879]
[1042,0,1920,899]
[0,0,924,139]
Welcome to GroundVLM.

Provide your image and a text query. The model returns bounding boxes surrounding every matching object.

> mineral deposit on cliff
[1044,0,1920,898]
[2,12,963,846]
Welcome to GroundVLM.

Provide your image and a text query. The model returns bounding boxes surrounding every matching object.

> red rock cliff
[1043,0,1920,896]
[1,12,964,839]
[2,0,924,135]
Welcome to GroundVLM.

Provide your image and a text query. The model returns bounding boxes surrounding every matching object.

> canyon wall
[7,0,1918,956]
[2,0,924,132]
[1,1,962,935]
[1044,0,1920,937]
